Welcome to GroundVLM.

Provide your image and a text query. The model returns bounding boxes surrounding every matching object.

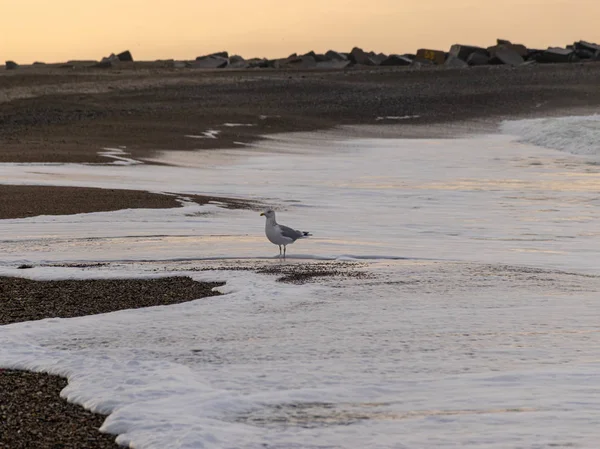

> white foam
[185,130,220,139]
[375,115,420,121]
[502,114,600,157]
[98,148,142,165]
[2,122,600,447]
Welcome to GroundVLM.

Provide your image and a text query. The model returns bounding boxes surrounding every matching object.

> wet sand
[0,186,262,219]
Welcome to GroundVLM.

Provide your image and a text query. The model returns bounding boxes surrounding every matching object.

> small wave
[501,114,600,156]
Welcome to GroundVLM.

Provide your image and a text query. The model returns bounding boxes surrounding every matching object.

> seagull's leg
[283,245,287,260]
[278,245,282,258]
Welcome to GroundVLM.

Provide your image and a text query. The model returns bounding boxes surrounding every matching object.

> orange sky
[3,0,599,63]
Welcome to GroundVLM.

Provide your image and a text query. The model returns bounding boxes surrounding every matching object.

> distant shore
[2,63,600,165]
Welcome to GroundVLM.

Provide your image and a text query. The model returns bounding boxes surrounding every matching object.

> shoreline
[0,275,223,448]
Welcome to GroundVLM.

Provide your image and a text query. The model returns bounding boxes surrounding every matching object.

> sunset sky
[3,0,599,63]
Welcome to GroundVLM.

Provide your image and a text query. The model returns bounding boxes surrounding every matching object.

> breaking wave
[501,114,600,157]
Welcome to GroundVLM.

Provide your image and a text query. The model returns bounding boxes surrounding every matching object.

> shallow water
[1,119,600,448]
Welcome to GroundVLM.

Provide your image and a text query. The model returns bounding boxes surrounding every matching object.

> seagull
[260,209,312,259]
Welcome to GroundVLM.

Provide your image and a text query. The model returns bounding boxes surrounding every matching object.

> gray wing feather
[279,225,306,241]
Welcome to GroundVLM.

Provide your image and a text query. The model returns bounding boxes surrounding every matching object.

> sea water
[1,116,600,448]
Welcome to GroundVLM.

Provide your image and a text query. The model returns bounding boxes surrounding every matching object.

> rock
[576,49,595,60]
[33,61,46,65]
[5,61,18,70]
[466,52,490,66]
[209,51,229,59]
[365,51,387,65]
[411,59,435,69]
[497,39,512,45]
[535,47,578,63]
[172,61,188,69]
[415,48,446,65]
[575,40,600,53]
[348,47,376,66]
[488,45,524,66]
[316,60,351,69]
[325,50,347,61]
[117,50,133,62]
[302,51,328,62]
[489,43,527,58]
[449,44,488,62]
[247,58,270,68]
[286,55,317,68]
[379,54,412,66]
[192,55,229,68]
[444,55,468,68]
[228,55,247,68]
[95,54,120,68]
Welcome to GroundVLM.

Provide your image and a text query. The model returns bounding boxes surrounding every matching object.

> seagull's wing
[278,224,307,241]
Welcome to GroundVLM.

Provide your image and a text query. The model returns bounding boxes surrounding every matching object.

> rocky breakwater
[5,39,600,71]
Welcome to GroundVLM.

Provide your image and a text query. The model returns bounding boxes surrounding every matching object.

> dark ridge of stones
[0,276,223,325]
[0,369,123,449]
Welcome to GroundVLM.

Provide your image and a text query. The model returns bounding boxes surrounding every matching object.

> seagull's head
[260,209,275,219]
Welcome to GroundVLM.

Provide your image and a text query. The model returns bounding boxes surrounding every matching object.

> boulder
[95,53,120,68]
[325,50,347,61]
[444,55,468,68]
[348,47,376,65]
[466,52,490,66]
[5,60,18,70]
[172,61,188,69]
[315,60,351,69]
[247,58,268,68]
[449,44,488,62]
[364,51,387,65]
[489,43,527,58]
[411,59,435,69]
[497,38,512,45]
[117,50,133,62]
[379,54,412,66]
[33,61,46,65]
[535,47,578,63]
[228,55,248,68]
[415,48,446,65]
[488,45,524,66]
[286,55,317,68]
[192,55,229,68]
[575,40,600,53]
[209,51,229,59]
[576,49,595,60]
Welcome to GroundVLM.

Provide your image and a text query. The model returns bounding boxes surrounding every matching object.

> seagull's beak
[260,212,265,216]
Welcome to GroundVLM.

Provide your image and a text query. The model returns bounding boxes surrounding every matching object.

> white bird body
[260,210,311,258]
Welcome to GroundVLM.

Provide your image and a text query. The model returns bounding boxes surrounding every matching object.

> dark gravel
[0,276,223,325]
[0,276,223,448]
[0,370,120,449]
